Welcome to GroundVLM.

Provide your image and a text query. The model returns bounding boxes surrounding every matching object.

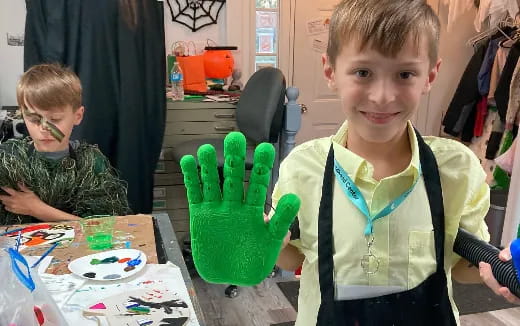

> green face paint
[23,108,65,142]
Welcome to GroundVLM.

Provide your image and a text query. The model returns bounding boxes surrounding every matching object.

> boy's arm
[451,174,490,284]
[452,258,482,283]
[31,202,81,222]
[277,232,305,271]
[0,184,81,222]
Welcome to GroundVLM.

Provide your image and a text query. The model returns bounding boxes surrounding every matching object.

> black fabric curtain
[24,0,166,214]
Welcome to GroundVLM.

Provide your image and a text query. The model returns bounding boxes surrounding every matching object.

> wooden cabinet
[153,101,237,244]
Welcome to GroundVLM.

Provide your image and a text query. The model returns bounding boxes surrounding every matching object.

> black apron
[316,131,457,326]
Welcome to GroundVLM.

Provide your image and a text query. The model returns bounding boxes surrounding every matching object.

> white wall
[0,0,26,107]
[163,2,228,56]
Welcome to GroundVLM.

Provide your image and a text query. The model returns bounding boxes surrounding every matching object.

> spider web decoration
[166,0,226,32]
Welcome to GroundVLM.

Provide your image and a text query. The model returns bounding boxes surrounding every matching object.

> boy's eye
[355,70,371,78]
[26,115,41,124]
[399,71,415,79]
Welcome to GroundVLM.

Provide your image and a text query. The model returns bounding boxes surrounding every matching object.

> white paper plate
[68,249,147,281]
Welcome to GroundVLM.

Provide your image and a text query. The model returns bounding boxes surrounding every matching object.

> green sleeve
[72,147,132,217]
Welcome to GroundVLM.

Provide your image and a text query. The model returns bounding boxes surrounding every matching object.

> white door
[290,0,343,144]
[286,0,429,144]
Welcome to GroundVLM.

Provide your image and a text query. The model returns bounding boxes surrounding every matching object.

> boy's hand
[180,132,300,286]
[0,183,45,216]
[479,247,520,304]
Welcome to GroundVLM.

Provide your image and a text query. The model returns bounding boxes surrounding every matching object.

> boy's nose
[367,80,397,106]
[38,122,50,134]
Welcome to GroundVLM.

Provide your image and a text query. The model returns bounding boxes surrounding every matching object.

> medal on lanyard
[333,159,420,275]
[360,233,379,274]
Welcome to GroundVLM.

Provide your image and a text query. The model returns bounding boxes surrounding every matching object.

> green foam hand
[180,132,301,286]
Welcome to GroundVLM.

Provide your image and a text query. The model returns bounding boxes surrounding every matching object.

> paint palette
[68,249,147,281]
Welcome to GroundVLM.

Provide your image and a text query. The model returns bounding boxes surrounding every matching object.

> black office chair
[172,67,297,298]
[171,66,287,169]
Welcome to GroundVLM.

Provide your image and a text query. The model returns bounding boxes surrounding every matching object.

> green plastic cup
[80,216,115,250]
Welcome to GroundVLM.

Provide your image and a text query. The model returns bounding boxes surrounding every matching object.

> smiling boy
[272,0,519,325]
[0,63,131,225]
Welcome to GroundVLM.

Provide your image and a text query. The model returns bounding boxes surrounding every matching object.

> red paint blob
[118,257,131,263]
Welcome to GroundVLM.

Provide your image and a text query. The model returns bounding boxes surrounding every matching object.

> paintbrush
[31,241,60,268]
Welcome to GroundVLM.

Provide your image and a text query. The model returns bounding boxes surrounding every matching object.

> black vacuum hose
[454,228,520,298]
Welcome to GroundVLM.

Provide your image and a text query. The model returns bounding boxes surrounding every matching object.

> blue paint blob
[127,253,142,267]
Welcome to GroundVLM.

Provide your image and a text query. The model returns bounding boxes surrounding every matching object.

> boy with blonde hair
[0,63,131,225]
[272,0,519,324]
[181,0,519,325]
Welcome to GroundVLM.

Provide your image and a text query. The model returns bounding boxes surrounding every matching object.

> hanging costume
[0,138,131,225]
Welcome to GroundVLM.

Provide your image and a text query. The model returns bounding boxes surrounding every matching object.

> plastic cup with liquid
[80,215,115,250]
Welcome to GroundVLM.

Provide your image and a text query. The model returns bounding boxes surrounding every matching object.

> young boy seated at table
[0,63,131,225]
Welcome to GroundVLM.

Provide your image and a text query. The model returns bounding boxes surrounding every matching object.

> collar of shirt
[330,120,421,185]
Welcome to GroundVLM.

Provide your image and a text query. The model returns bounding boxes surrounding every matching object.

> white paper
[63,262,200,326]
[40,273,87,308]
[306,17,330,36]
[311,36,328,53]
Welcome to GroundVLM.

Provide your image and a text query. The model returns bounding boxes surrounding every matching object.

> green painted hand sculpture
[180,132,300,286]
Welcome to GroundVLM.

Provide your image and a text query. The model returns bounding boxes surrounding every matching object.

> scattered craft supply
[4,224,74,251]
[83,288,190,326]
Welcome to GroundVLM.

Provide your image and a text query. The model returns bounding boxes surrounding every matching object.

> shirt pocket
[408,230,437,289]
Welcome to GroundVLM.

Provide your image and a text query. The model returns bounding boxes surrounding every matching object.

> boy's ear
[422,58,442,94]
[322,54,336,91]
[74,106,85,125]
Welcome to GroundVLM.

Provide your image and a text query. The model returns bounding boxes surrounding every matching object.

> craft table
[0,213,206,326]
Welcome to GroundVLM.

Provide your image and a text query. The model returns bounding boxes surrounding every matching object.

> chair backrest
[235,67,286,144]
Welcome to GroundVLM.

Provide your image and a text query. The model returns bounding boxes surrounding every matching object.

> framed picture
[258,33,274,53]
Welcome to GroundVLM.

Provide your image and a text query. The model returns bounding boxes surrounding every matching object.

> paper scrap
[306,17,330,36]
[311,37,328,53]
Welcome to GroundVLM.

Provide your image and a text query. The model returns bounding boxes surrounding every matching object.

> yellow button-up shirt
[272,121,490,326]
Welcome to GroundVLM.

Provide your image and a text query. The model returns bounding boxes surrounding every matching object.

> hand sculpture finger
[269,193,300,240]
[223,132,246,202]
[197,144,222,202]
[180,155,203,204]
[246,142,275,207]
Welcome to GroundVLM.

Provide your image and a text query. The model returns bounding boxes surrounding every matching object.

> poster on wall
[6,33,24,46]
[306,18,330,36]
[259,34,275,53]
[306,17,330,53]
